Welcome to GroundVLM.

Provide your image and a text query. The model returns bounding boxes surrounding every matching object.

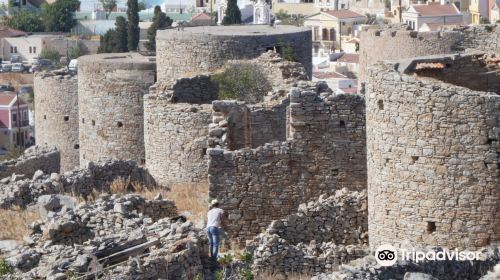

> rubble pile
[2,193,208,279]
[0,145,60,179]
[248,189,369,274]
[0,159,156,209]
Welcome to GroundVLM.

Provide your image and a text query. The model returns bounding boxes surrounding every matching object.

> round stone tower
[78,53,156,166]
[156,25,312,81]
[366,54,500,250]
[358,28,462,84]
[34,70,79,172]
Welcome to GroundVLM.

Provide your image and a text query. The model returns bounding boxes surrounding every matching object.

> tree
[144,6,172,51]
[138,1,146,11]
[42,0,80,32]
[5,10,44,32]
[97,16,128,53]
[99,0,116,19]
[221,0,241,25]
[127,0,140,51]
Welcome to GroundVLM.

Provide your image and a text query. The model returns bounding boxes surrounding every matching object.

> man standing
[206,199,224,260]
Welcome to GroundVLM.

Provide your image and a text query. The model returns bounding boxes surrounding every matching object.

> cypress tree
[221,0,241,25]
[114,16,128,52]
[145,5,172,51]
[127,0,140,51]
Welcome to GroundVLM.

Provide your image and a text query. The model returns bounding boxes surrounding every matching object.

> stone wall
[149,74,219,104]
[209,100,288,150]
[78,53,156,167]
[249,188,368,274]
[454,24,499,53]
[144,93,212,185]
[0,145,59,179]
[34,70,79,172]
[208,82,366,243]
[0,159,157,209]
[359,28,462,84]
[365,54,500,250]
[359,24,500,84]
[407,53,499,94]
[156,25,312,81]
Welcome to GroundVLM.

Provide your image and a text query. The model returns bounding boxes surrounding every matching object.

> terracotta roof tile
[313,71,347,79]
[0,93,17,106]
[411,4,460,16]
[323,9,366,19]
[0,26,27,38]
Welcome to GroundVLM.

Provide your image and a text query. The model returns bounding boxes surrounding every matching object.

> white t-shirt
[207,207,224,228]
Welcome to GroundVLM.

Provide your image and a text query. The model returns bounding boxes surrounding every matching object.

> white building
[216,0,254,24]
[253,0,271,24]
[402,3,463,31]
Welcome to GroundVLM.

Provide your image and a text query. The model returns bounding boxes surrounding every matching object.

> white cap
[210,199,219,206]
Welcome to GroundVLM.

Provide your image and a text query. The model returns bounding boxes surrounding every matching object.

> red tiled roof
[0,26,27,38]
[411,4,460,16]
[0,93,16,106]
[192,12,212,21]
[341,87,358,94]
[323,9,366,19]
[313,71,347,79]
[337,53,359,63]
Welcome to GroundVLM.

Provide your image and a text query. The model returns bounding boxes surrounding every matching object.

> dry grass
[105,177,209,223]
[0,208,40,241]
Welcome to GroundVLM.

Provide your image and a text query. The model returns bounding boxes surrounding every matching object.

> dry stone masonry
[248,188,369,275]
[34,69,79,172]
[209,82,366,243]
[359,24,500,84]
[0,145,60,179]
[156,25,313,81]
[366,53,500,250]
[78,53,156,167]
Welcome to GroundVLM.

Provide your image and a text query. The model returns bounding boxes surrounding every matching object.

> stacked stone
[365,54,500,250]
[0,159,156,209]
[209,99,288,150]
[225,51,308,92]
[34,69,79,172]
[149,74,219,104]
[454,24,499,53]
[144,92,212,185]
[78,53,156,166]
[249,188,368,274]
[358,27,462,83]
[0,145,60,179]
[156,25,312,81]
[208,82,367,244]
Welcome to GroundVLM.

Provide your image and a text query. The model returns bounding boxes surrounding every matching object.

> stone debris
[0,159,156,209]
[1,193,206,279]
[0,145,60,179]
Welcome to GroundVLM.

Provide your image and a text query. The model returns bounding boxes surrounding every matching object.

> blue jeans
[207,226,220,259]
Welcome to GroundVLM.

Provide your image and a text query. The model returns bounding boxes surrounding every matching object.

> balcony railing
[12,120,30,127]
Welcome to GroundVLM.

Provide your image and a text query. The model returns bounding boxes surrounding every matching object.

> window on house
[14,47,17,53]
[22,0,26,5]
[23,111,27,120]
[12,113,16,122]
[33,46,36,53]
[29,46,32,53]
[10,46,13,53]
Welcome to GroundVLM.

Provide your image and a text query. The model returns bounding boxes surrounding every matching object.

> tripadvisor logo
[375,244,483,267]
[375,244,398,266]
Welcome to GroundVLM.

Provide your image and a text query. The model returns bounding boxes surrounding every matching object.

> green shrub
[239,268,254,280]
[218,253,234,267]
[239,250,253,264]
[212,64,272,103]
[0,258,13,276]
[39,48,60,63]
